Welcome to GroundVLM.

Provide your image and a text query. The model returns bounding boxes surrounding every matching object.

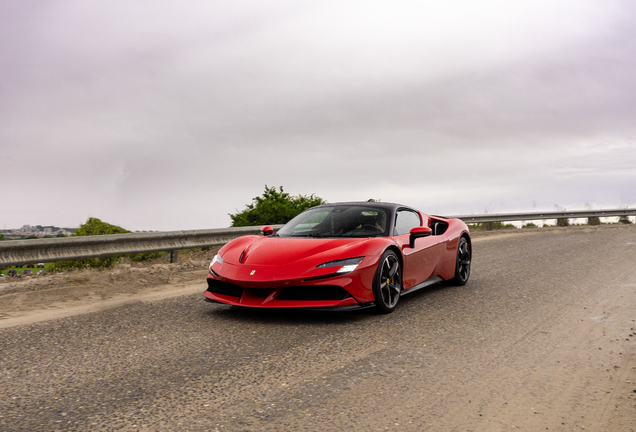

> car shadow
[202,302,376,325]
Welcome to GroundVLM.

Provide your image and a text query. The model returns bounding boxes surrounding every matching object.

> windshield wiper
[290,232,324,237]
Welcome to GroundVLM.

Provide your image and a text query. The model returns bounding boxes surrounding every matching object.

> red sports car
[205,201,471,313]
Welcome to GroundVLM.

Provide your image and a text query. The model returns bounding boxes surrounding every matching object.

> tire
[448,236,471,286]
[372,250,402,314]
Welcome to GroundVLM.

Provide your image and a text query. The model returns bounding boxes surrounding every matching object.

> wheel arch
[385,245,403,269]
[461,232,472,252]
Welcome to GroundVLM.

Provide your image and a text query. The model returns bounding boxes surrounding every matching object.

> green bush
[469,222,517,230]
[51,218,173,270]
[51,217,132,271]
[74,217,130,236]
[52,256,120,271]
[129,251,169,263]
[230,185,326,227]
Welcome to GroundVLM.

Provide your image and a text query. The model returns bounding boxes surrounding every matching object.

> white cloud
[1,1,635,230]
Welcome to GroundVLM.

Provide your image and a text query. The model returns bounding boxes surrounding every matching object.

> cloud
[1,1,635,230]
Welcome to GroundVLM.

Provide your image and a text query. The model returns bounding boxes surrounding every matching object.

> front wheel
[448,236,471,285]
[372,250,402,314]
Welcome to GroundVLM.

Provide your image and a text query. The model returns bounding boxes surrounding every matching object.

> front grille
[277,285,350,301]
[207,279,244,297]
[208,279,351,302]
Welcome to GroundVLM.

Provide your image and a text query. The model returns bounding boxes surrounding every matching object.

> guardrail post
[487,222,493,231]
[170,250,178,263]
[619,215,631,224]
[587,217,600,225]
[556,218,569,227]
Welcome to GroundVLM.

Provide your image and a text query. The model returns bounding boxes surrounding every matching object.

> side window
[394,210,421,235]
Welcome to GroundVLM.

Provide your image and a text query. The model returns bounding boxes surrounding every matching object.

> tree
[230,186,326,227]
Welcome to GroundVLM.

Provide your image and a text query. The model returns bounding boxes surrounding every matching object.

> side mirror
[261,225,274,236]
[409,226,432,248]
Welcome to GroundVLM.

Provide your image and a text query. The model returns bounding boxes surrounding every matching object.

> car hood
[222,236,371,267]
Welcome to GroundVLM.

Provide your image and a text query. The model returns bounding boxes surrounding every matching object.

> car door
[395,209,444,289]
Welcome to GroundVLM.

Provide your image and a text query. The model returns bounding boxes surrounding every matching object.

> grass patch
[1,262,56,276]
[469,222,517,231]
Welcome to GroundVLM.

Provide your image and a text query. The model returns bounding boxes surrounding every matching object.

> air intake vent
[207,279,244,297]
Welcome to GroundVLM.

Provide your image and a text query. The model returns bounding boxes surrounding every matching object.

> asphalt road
[1,226,636,431]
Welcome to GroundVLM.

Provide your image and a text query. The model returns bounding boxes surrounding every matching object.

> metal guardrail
[447,208,636,224]
[0,225,284,267]
[1,208,634,267]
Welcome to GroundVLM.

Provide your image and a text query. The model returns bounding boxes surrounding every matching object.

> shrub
[51,218,172,270]
[469,222,516,230]
[230,185,326,227]
[129,251,169,263]
[51,217,131,271]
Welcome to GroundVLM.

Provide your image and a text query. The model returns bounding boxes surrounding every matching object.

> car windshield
[277,206,389,238]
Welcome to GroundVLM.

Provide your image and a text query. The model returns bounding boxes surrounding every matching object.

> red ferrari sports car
[205,201,471,313]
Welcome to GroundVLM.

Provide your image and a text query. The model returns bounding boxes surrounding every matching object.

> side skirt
[400,276,443,296]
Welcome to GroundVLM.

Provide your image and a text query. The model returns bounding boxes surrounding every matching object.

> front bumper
[204,278,373,310]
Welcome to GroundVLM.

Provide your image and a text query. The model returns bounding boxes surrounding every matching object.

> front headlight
[209,253,223,271]
[317,257,364,274]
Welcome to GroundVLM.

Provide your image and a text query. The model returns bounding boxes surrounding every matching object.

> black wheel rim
[379,254,401,308]
[457,240,471,282]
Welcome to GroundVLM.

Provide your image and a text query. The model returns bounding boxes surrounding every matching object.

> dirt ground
[0,247,220,328]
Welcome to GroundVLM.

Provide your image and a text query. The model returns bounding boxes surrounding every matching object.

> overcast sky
[1,1,635,231]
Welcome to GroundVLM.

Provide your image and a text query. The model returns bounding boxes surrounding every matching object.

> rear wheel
[449,236,471,285]
[372,250,402,313]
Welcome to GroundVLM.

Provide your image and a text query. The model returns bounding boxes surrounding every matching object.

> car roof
[312,201,416,212]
